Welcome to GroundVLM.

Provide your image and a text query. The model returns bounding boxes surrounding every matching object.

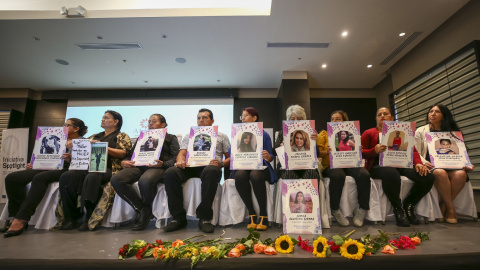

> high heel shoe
[4,222,28,238]
[0,220,11,233]
[445,218,458,224]
[256,216,268,231]
[247,215,257,229]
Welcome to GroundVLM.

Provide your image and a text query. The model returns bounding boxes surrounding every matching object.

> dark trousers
[322,167,371,210]
[233,169,270,217]
[164,165,221,222]
[369,165,434,208]
[5,169,66,221]
[278,169,320,180]
[110,166,165,211]
[59,169,112,220]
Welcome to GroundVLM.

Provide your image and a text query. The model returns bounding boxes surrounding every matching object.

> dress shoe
[78,221,90,231]
[163,220,187,232]
[403,203,420,225]
[131,207,153,231]
[393,207,410,227]
[256,216,268,231]
[198,219,214,233]
[445,218,458,224]
[61,220,78,230]
[247,215,257,230]
[4,222,28,238]
[0,220,11,233]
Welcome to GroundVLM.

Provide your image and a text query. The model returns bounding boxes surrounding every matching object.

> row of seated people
[1,103,474,238]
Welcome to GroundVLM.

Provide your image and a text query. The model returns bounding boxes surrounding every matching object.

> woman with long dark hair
[238,132,255,152]
[414,104,474,224]
[57,110,132,231]
[3,118,88,237]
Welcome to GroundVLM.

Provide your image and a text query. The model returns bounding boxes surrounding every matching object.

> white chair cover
[272,178,331,229]
[0,182,60,229]
[373,176,432,222]
[152,178,222,228]
[429,181,477,220]
[108,182,140,224]
[322,177,382,222]
[218,178,274,226]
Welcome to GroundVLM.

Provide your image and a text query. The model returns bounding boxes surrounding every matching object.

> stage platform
[1,204,479,269]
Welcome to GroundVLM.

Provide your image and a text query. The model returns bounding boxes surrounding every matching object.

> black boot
[403,202,420,225]
[393,207,410,227]
[78,201,95,231]
[131,206,153,231]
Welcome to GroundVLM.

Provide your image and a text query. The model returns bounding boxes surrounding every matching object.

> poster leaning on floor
[282,179,321,234]
[31,126,68,170]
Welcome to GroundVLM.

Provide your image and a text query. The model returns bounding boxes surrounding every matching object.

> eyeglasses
[239,114,250,120]
[63,124,75,127]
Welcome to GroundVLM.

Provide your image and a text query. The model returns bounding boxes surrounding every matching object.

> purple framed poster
[31,126,68,170]
[230,122,263,170]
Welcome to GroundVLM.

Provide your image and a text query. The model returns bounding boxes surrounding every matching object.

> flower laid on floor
[275,235,297,254]
[360,230,430,255]
[340,239,365,260]
[390,236,415,250]
[381,245,396,255]
[312,236,329,258]
[297,236,314,252]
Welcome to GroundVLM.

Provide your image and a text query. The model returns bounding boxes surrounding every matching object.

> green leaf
[332,235,344,246]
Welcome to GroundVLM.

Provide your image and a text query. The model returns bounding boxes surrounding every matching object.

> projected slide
[65,99,234,140]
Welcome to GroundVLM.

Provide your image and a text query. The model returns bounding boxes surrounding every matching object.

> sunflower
[275,235,295,253]
[340,239,365,260]
[312,236,329,258]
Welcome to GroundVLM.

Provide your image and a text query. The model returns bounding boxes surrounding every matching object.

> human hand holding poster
[327,121,362,168]
[380,121,415,168]
[69,139,91,170]
[89,142,108,173]
[283,120,318,170]
[131,128,167,166]
[31,127,68,170]
[186,126,218,167]
[426,132,471,169]
[230,123,263,170]
[282,179,321,234]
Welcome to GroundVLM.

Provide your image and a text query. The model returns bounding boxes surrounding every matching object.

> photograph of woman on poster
[436,139,457,155]
[289,191,312,213]
[336,130,355,151]
[142,136,158,152]
[40,135,61,154]
[392,131,402,150]
[237,132,256,152]
[290,130,310,152]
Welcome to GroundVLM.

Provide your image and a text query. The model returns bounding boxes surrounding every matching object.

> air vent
[380,32,422,65]
[75,43,143,50]
[267,42,330,48]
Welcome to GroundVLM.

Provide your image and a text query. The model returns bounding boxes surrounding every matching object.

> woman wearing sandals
[232,107,277,230]
[414,104,475,224]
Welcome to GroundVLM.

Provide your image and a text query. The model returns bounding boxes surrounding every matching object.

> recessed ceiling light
[55,59,69,65]
[399,32,406,37]
[322,64,327,68]
[341,31,348,37]
[175,57,186,64]
[367,64,373,68]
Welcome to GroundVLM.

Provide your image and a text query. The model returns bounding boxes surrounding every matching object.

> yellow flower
[275,235,294,254]
[340,239,365,260]
[312,236,329,258]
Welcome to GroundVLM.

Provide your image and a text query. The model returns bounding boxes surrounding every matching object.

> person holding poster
[232,107,277,231]
[274,105,319,180]
[415,104,474,224]
[163,109,230,233]
[362,107,433,227]
[317,110,370,227]
[111,114,179,231]
[2,118,87,237]
[58,111,132,231]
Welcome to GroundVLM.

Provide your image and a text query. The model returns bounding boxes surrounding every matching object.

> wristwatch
[220,161,225,167]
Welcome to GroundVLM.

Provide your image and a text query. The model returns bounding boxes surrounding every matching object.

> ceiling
[0,0,470,91]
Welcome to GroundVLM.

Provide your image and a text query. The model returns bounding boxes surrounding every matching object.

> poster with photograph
[31,126,68,170]
[283,120,318,170]
[282,179,321,234]
[89,142,108,173]
[131,128,167,166]
[69,139,91,170]
[426,132,471,169]
[230,122,263,170]
[327,121,362,168]
[186,126,218,167]
[380,121,415,168]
